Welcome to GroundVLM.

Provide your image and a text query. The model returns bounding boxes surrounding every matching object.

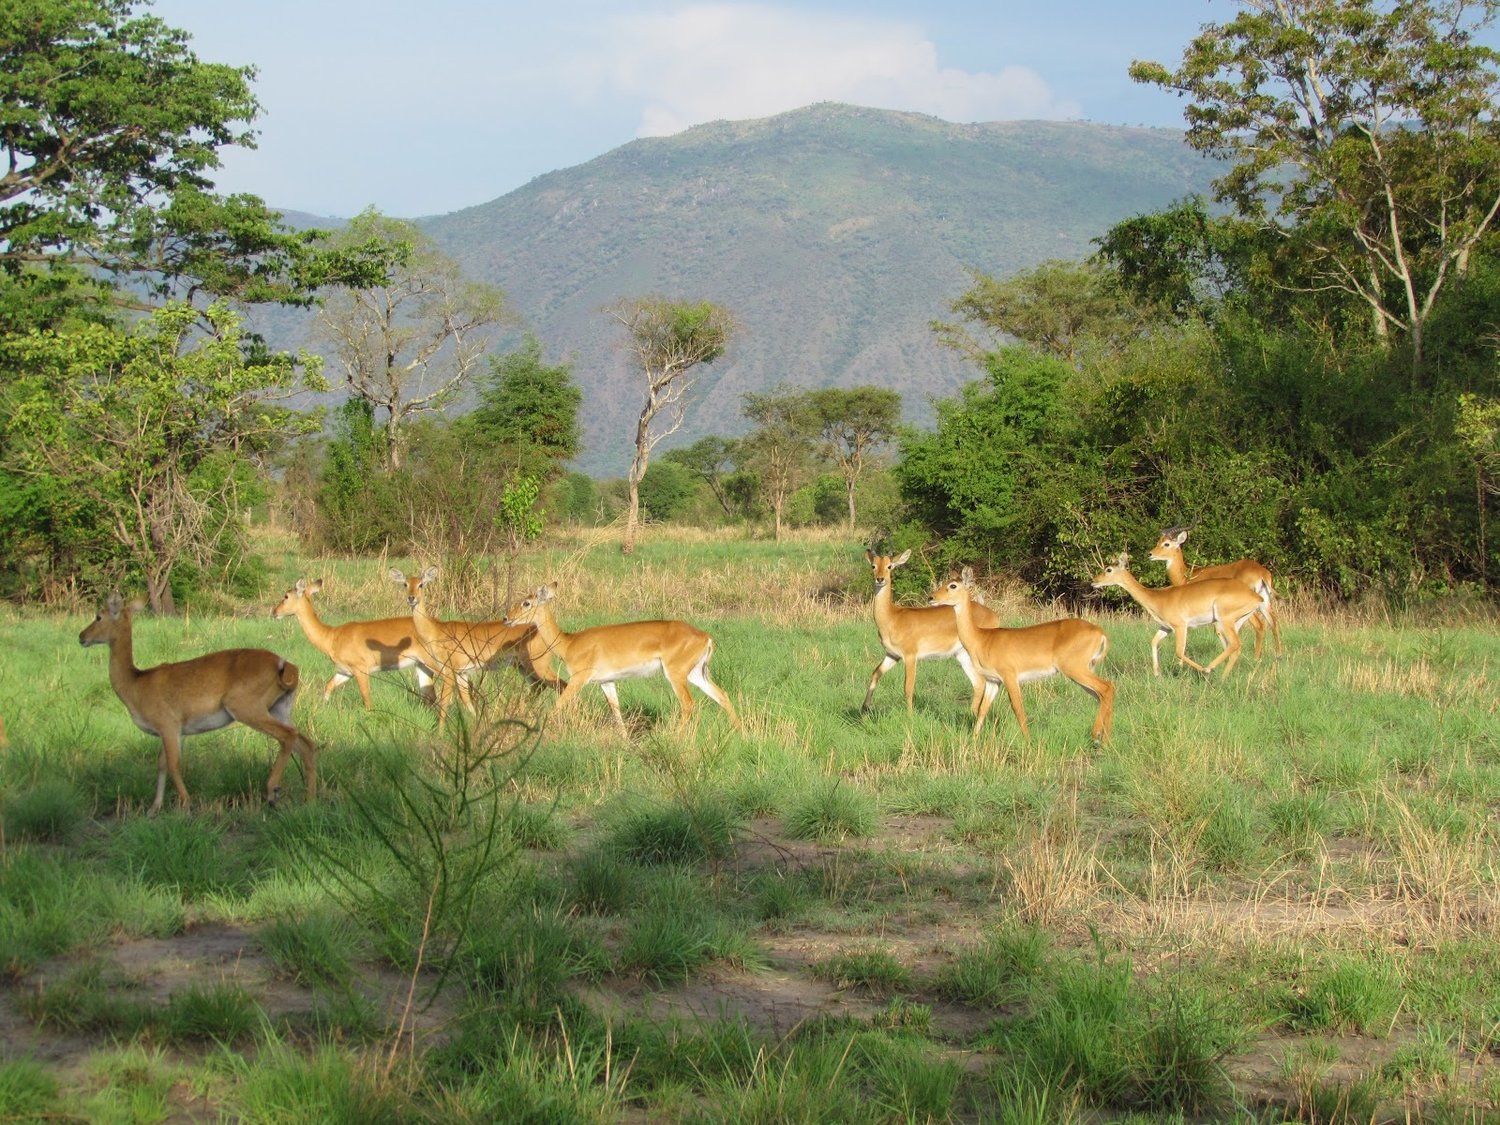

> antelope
[392,567,561,730]
[79,593,317,815]
[271,578,436,708]
[929,570,1114,743]
[500,583,740,734]
[1090,553,1264,678]
[862,549,1000,715]
[1149,527,1281,656]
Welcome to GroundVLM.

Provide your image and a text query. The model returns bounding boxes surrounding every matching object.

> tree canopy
[1130,0,1500,382]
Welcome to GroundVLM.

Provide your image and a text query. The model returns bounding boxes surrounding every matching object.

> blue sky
[149,0,1230,218]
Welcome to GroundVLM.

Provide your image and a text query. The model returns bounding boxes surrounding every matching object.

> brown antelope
[1149,527,1281,656]
[862,549,1001,715]
[500,583,740,734]
[79,593,317,815]
[929,571,1114,743]
[392,567,561,730]
[1090,553,1264,678]
[271,578,436,708]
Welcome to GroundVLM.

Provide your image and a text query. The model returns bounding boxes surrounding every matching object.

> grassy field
[2,526,1498,1123]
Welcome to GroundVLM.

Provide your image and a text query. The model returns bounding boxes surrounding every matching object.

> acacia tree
[1130,0,1500,385]
[741,385,820,541]
[6,303,325,612]
[608,296,734,553]
[807,387,902,529]
[317,209,512,470]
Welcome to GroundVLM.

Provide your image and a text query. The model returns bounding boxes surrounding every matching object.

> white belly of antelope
[599,657,665,683]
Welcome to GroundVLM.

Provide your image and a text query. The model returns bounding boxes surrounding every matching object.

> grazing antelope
[929,570,1113,743]
[1149,527,1281,656]
[392,567,561,730]
[500,583,740,734]
[862,549,1000,715]
[271,578,436,708]
[79,593,317,815]
[1090,554,1264,678]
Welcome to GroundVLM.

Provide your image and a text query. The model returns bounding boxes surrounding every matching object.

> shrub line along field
[1,526,1498,1122]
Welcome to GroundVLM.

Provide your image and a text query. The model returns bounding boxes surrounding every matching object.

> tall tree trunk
[386,408,404,471]
[623,447,648,555]
[846,475,858,529]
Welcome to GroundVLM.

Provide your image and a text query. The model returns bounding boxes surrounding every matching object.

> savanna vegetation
[2,0,1500,1120]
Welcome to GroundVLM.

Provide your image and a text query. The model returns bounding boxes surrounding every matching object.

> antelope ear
[960,565,975,584]
[387,567,406,584]
[106,592,124,616]
[421,565,439,584]
[537,585,556,602]
[864,548,877,564]
[891,549,911,567]
[308,579,324,595]
[127,597,147,614]
[294,578,307,594]
[1172,531,1188,546]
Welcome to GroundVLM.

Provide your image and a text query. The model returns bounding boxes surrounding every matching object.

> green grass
[1,529,1499,1120]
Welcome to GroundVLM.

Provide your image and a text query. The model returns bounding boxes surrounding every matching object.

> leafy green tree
[934,259,1146,367]
[0,1,365,320]
[5,303,325,611]
[806,386,901,529]
[317,209,513,470]
[741,385,820,541]
[608,296,734,554]
[637,460,700,523]
[461,334,581,479]
[1130,0,1500,384]
[312,399,403,554]
[665,435,743,519]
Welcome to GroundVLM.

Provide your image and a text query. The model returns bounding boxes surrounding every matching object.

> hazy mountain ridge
[286,104,1221,476]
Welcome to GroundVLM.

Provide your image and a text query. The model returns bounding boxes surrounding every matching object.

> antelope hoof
[266,786,282,809]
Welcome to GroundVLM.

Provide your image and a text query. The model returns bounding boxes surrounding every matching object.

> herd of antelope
[77,527,1277,815]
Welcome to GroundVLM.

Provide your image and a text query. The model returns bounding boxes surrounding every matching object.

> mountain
[319,104,1223,476]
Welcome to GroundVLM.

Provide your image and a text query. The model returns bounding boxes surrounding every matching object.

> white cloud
[591,3,1080,136]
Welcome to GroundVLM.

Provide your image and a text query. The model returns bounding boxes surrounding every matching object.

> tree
[5,303,325,612]
[1130,0,1500,385]
[665,435,743,519]
[461,334,581,479]
[741,385,820,540]
[807,386,902,529]
[934,259,1147,367]
[1,1,255,269]
[608,296,734,553]
[317,209,512,470]
[0,2,356,318]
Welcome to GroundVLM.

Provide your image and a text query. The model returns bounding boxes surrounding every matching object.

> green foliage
[2,302,323,609]
[1130,0,1500,382]
[636,460,700,523]
[462,334,582,478]
[313,399,401,554]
